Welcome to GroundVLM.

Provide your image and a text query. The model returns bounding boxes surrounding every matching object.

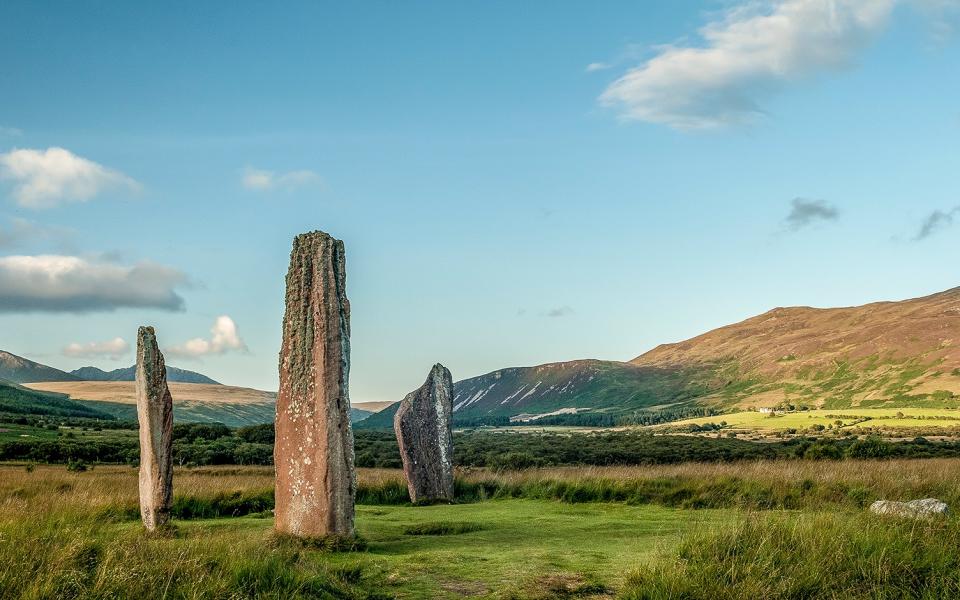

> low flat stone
[869,498,949,519]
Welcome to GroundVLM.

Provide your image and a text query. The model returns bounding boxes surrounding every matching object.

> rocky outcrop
[275,231,356,538]
[135,326,174,531]
[869,498,949,519]
[395,364,455,503]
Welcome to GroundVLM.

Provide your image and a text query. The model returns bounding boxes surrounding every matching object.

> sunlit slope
[632,287,960,410]
[24,381,276,427]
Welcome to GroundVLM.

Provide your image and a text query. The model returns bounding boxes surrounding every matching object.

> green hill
[0,380,113,419]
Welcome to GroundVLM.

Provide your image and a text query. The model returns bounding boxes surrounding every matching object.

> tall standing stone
[275,230,355,538]
[136,326,174,531]
[394,364,455,503]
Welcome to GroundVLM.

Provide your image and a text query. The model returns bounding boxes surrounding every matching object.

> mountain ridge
[360,286,960,427]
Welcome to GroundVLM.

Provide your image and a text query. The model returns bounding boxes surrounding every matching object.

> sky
[0,0,958,403]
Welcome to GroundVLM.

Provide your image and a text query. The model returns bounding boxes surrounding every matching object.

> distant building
[758,407,775,414]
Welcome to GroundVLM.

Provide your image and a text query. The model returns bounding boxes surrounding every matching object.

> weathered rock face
[275,231,356,537]
[870,498,949,519]
[394,364,455,503]
[135,326,174,531]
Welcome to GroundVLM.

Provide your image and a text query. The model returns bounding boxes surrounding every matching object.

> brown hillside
[632,287,960,409]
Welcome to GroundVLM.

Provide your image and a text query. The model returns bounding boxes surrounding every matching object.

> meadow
[3,460,960,598]
[663,407,960,435]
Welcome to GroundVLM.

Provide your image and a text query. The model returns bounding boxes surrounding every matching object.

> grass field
[3,462,960,598]
[665,407,960,433]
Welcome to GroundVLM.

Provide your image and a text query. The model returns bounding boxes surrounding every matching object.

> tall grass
[5,459,960,518]
[621,513,960,599]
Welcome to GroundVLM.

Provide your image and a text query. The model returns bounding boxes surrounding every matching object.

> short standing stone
[275,230,356,538]
[136,326,174,531]
[394,364,455,503]
[869,498,949,519]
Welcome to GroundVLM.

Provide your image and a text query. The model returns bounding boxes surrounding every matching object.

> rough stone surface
[275,230,356,537]
[394,364,455,503]
[869,498,949,519]
[135,326,174,531]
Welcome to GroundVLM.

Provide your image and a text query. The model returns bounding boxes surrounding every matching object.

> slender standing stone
[136,326,174,531]
[275,231,355,537]
[394,364,455,503]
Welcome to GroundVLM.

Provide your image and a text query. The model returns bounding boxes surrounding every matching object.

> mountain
[70,365,220,385]
[631,287,960,411]
[0,351,80,383]
[0,380,112,419]
[358,359,708,428]
[359,287,960,427]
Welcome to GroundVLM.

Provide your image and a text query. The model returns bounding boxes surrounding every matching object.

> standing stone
[136,326,174,531]
[394,364,455,503]
[275,231,355,538]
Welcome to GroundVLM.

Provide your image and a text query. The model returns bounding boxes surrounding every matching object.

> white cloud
[63,337,130,360]
[585,62,613,72]
[0,127,22,137]
[600,0,896,130]
[167,316,247,359]
[0,255,187,313]
[0,147,140,209]
[241,166,320,191]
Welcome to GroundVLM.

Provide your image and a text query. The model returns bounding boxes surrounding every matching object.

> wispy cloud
[0,255,187,313]
[0,126,22,137]
[545,306,575,318]
[784,198,839,231]
[0,147,140,209]
[241,166,320,191]
[585,62,612,72]
[167,316,247,359]
[600,0,896,130]
[63,337,130,360]
[913,206,960,240]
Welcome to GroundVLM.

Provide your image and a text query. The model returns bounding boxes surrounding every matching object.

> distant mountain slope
[24,381,273,427]
[358,359,708,428]
[631,287,960,410]
[0,351,80,383]
[0,380,112,419]
[70,365,220,385]
[360,287,960,427]
[23,380,373,426]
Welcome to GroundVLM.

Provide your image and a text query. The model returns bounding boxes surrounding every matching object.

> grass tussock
[622,513,960,599]
[401,521,483,536]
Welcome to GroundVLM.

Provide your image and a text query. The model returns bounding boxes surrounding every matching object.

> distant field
[666,407,960,432]
[353,401,393,413]
[24,381,276,427]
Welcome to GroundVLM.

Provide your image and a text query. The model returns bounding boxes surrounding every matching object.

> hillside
[0,380,112,419]
[632,287,960,410]
[0,351,79,384]
[358,359,708,428]
[24,381,274,427]
[70,365,220,385]
[360,287,960,427]
[23,381,372,426]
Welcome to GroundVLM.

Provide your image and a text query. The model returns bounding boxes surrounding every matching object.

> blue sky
[0,0,957,402]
